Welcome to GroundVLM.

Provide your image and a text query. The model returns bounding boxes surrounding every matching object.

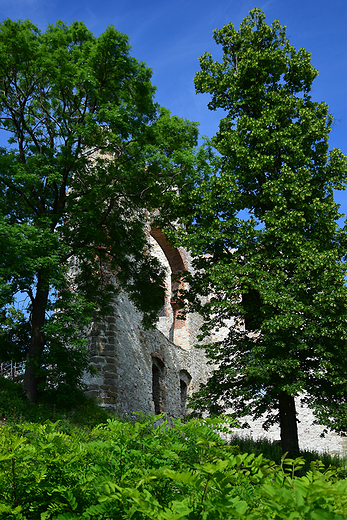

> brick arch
[149,228,188,274]
[150,228,187,346]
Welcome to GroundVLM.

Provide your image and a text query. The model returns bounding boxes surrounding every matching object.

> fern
[0,417,346,519]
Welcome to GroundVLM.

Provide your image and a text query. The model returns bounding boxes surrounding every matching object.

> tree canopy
[0,19,200,402]
[177,9,347,457]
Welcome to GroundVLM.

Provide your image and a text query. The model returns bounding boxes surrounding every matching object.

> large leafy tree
[0,19,199,403]
[178,9,347,457]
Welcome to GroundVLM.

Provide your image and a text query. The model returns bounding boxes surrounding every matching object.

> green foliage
[227,434,346,477]
[0,19,201,401]
[0,308,30,362]
[0,416,346,519]
[0,377,112,428]
[175,8,347,450]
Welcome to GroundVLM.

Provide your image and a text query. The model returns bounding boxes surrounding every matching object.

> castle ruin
[84,228,347,455]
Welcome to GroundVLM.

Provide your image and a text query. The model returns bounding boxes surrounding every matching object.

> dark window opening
[179,370,191,417]
[152,359,165,414]
[180,379,187,416]
[152,365,161,414]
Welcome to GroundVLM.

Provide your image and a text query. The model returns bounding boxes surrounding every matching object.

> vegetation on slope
[1,378,347,519]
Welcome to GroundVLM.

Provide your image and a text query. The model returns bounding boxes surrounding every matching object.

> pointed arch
[149,228,188,273]
[150,228,188,346]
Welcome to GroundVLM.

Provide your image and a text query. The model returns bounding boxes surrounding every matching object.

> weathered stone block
[105,357,117,364]
[90,356,106,364]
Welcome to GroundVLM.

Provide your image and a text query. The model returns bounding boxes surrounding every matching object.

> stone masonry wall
[84,232,347,455]
[84,289,211,417]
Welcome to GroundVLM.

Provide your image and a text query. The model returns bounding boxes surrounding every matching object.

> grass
[228,433,347,475]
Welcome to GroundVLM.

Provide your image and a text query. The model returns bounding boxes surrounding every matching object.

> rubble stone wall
[84,232,347,455]
[84,290,211,417]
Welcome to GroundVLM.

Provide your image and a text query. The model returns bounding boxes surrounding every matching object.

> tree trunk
[279,391,300,459]
[23,274,49,403]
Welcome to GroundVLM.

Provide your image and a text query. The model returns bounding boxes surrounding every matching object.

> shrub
[0,416,347,519]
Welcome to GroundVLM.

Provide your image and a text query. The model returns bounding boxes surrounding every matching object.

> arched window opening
[152,358,165,414]
[150,228,188,347]
[180,379,187,416]
[179,370,191,416]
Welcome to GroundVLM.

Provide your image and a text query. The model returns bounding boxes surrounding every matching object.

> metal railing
[0,361,25,381]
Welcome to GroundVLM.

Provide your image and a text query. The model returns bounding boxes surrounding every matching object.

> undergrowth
[228,433,346,476]
[1,377,347,518]
[1,415,347,519]
[0,377,113,429]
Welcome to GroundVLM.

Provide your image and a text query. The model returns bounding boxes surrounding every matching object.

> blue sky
[0,0,346,214]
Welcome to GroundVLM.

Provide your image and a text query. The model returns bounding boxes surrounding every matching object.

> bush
[0,376,113,428]
[0,416,347,519]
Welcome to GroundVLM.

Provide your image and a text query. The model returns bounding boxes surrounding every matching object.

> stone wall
[84,230,347,455]
[228,401,347,456]
[84,290,211,417]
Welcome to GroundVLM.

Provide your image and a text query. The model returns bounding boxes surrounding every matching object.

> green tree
[0,19,199,403]
[178,9,347,457]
